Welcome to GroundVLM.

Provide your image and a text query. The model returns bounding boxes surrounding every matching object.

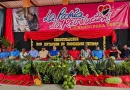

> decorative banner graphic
[13,7,38,32]
[39,2,129,30]
[32,32,103,51]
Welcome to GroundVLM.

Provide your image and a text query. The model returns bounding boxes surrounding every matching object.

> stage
[0,84,129,90]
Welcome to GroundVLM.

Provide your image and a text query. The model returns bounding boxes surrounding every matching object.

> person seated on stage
[38,46,49,59]
[20,48,28,59]
[49,46,60,57]
[92,46,104,59]
[9,47,20,60]
[69,47,80,60]
[0,47,9,59]
[108,45,121,59]
[60,46,69,59]
[121,45,130,60]
[28,46,38,58]
[80,45,91,59]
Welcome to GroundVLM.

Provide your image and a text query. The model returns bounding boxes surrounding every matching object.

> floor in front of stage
[0,84,129,90]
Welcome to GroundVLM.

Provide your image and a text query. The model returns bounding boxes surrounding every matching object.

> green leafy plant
[43,75,51,84]
[0,60,6,74]
[34,60,70,84]
[0,36,18,48]
[22,57,33,75]
[122,60,130,75]
[77,60,90,76]
[0,36,11,48]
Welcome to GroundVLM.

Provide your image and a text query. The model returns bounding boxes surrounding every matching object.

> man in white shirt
[20,48,28,59]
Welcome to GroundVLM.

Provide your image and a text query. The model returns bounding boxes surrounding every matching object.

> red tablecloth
[0,74,34,86]
[75,74,130,88]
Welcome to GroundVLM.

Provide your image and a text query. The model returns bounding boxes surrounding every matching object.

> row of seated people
[0,44,129,60]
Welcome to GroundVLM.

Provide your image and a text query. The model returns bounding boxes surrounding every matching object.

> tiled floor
[0,84,129,90]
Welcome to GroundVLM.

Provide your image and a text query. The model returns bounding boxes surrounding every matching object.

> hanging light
[23,0,31,7]
[62,0,68,5]
[106,0,114,2]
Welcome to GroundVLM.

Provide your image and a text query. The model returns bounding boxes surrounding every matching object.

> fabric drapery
[67,29,116,43]
[24,30,65,41]
[24,29,117,43]
[4,9,14,51]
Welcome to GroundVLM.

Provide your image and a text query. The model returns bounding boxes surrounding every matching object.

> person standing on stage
[92,46,104,59]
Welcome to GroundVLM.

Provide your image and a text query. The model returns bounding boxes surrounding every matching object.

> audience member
[69,47,80,60]
[38,46,48,59]
[20,48,28,59]
[121,45,130,59]
[49,46,60,57]
[28,47,38,58]
[60,46,69,59]
[92,46,104,59]
[108,45,121,59]
[0,47,9,59]
[9,47,20,59]
[80,45,91,59]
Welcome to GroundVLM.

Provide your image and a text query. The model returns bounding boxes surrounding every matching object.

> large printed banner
[13,2,129,32]
[39,2,129,30]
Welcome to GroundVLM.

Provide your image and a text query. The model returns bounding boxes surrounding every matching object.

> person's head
[31,46,35,50]
[13,46,17,51]
[85,45,88,50]
[27,13,34,21]
[111,44,116,50]
[3,47,7,52]
[53,46,57,50]
[22,48,26,52]
[123,45,127,49]
[42,46,46,51]
[72,47,76,51]
[96,46,100,50]
[62,46,66,50]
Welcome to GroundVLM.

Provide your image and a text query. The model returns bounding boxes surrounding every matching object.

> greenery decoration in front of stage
[0,56,129,88]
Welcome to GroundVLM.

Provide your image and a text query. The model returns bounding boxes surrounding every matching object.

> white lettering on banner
[43,4,112,30]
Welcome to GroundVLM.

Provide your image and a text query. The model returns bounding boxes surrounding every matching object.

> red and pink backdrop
[9,2,130,50]
[13,2,129,32]
[38,2,129,31]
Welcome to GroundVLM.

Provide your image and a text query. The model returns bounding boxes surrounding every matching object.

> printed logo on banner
[43,4,112,30]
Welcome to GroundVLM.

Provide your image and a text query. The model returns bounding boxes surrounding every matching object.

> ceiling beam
[0,3,7,8]
[30,0,37,7]
[2,0,21,1]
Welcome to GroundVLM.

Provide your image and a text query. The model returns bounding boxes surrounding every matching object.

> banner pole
[103,36,106,51]
[31,39,33,47]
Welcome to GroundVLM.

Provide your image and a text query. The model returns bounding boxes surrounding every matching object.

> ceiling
[0,0,129,8]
